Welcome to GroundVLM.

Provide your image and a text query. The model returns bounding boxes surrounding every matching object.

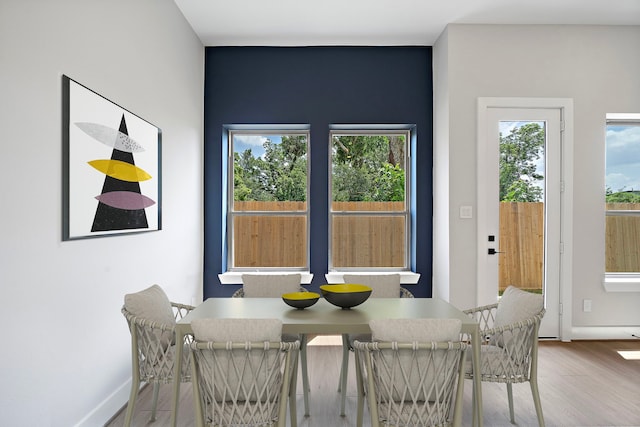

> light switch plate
[459,205,473,219]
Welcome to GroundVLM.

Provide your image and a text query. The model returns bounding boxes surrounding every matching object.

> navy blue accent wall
[204,46,433,298]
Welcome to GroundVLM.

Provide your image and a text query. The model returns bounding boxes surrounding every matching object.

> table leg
[471,327,483,427]
[170,326,185,427]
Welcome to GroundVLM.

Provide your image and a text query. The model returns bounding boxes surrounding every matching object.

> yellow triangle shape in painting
[88,159,152,182]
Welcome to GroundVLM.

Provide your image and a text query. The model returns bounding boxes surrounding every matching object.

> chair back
[239,273,303,297]
[463,287,546,382]
[479,309,545,380]
[343,274,410,298]
[122,285,193,383]
[189,318,298,427]
[354,318,466,427]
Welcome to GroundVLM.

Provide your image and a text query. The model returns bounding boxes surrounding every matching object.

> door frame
[477,97,574,342]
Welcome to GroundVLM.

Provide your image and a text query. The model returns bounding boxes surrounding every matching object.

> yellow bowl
[282,292,320,309]
[319,284,372,309]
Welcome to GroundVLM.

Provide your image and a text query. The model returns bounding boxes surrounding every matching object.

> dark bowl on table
[282,291,321,309]
[319,284,372,309]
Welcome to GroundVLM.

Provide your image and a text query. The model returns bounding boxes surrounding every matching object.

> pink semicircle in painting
[95,191,156,210]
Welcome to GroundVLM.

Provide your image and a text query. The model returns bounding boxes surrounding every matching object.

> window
[228,128,309,270]
[605,114,640,279]
[329,128,411,270]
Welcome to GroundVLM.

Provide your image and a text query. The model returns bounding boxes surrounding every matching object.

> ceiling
[174,0,640,46]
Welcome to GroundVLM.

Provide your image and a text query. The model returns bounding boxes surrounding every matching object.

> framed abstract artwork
[62,75,162,240]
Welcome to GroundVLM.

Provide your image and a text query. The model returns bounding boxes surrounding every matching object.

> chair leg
[123,380,139,427]
[471,379,477,427]
[339,334,350,416]
[507,383,515,423]
[530,378,545,427]
[300,334,310,416]
[354,349,365,427]
[289,349,299,427]
[150,382,160,421]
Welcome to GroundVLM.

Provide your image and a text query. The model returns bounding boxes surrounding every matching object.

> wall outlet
[583,299,592,312]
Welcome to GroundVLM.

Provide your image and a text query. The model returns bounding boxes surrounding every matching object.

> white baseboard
[74,379,131,427]
[571,326,640,340]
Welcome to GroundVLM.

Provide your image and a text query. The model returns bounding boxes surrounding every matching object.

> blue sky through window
[606,124,640,193]
[233,135,282,159]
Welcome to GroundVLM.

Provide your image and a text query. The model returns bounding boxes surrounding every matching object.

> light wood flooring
[106,338,640,427]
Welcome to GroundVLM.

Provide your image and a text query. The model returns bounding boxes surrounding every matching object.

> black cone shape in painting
[91,114,149,232]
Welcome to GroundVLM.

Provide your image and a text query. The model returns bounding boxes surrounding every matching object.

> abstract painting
[62,75,161,240]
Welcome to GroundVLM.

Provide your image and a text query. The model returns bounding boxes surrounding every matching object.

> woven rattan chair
[121,285,194,427]
[337,274,414,416]
[189,318,299,427]
[464,286,546,427]
[353,318,467,427]
[233,273,312,417]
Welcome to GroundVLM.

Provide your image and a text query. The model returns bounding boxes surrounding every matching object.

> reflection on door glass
[498,121,545,295]
[499,121,545,202]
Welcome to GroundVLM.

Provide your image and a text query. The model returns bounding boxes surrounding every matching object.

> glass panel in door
[498,121,545,296]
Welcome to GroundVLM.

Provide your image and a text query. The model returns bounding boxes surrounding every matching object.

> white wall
[432,29,452,301]
[434,24,640,336]
[0,1,203,425]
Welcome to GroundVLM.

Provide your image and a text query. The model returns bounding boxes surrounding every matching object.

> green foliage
[499,123,544,202]
[332,135,405,202]
[605,187,640,203]
[233,133,406,203]
[372,163,405,201]
[233,135,307,202]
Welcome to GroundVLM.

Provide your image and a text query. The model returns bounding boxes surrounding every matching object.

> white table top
[178,297,476,335]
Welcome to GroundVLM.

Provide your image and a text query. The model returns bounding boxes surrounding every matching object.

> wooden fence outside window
[232,201,638,286]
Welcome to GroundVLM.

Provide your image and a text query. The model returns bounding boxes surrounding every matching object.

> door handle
[488,248,505,255]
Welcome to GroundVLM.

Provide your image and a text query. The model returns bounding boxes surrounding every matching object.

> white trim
[218,272,314,285]
[476,97,574,342]
[607,113,640,122]
[74,379,131,427]
[603,274,640,292]
[324,272,420,284]
[571,326,640,341]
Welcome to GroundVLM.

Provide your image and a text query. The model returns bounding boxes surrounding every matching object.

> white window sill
[325,272,421,285]
[219,272,314,285]
[603,274,640,292]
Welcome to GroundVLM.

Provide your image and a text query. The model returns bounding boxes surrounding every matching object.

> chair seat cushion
[144,342,191,383]
[465,344,529,378]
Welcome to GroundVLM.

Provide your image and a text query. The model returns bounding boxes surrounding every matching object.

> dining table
[170,297,484,427]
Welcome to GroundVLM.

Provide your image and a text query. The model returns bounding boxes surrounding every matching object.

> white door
[477,100,568,339]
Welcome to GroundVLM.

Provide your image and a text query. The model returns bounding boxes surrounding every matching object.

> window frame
[226,126,311,272]
[328,126,412,272]
[603,114,640,291]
